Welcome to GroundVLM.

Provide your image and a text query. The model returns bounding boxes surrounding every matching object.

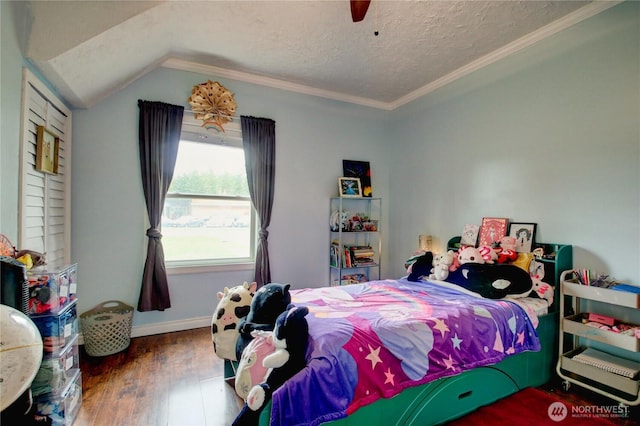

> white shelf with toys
[329,197,381,286]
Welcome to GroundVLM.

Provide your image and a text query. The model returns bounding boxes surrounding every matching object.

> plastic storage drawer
[33,370,82,426]
[31,300,78,354]
[27,263,78,315]
[31,335,80,397]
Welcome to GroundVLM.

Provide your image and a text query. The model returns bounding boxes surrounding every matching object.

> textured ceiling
[22,0,612,110]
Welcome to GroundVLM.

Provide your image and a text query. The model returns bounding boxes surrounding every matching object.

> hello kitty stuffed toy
[429,250,456,281]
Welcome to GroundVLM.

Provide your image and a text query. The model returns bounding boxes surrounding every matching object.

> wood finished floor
[76,327,638,426]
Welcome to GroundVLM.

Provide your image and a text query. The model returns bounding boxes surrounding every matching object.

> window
[163,121,255,268]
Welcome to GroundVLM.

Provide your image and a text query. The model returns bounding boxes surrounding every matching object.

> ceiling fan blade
[350,0,371,22]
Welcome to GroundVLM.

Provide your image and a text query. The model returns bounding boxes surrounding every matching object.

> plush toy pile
[210,281,306,425]
[407,243,554,302]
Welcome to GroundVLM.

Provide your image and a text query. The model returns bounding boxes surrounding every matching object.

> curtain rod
[183,108,239,121]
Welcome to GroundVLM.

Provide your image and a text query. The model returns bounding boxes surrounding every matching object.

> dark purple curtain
[241,116,276,287]
[137,100,184,311]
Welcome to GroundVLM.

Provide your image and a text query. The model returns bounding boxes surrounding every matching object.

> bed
[227,240,572,426]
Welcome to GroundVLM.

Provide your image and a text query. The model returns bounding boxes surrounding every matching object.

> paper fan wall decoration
[188,80,237,132]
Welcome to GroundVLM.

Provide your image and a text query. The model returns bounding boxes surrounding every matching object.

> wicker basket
[80,301,133,357]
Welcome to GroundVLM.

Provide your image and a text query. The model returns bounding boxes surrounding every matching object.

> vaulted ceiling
[22,1,614,110]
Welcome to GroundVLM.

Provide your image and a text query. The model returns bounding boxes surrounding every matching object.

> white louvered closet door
[19,68,72,266]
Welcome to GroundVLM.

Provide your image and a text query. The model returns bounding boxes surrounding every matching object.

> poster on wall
[343,160,372,197]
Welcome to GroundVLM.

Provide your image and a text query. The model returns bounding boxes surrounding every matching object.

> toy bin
[33,370,82,426]
[80,300,133,356]
[31,300,78,355]
[31,335,80,398]
[27,263,78,315]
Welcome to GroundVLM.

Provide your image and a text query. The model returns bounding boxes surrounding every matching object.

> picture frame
[478,217,509,247]
[509,222,537,253]
[343,160,372,197]
[338,177,362,198]
[35,125,59,174]
[460,224,480,247]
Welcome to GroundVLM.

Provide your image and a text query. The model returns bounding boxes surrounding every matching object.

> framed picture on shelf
[338,177,362,198]
[460,224,480,246]
[478,217,509,247]
[509,222,537,253]
[343,160,372,197]
[35,125,59,175]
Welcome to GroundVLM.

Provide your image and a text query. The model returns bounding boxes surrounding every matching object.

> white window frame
[164,117,256,274]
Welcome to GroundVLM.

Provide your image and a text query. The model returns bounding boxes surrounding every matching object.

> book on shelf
[571,348,640,379]
[354,262,377,267]
[351,249,374,259]
[344,246,352,268]
[329,244,339,267]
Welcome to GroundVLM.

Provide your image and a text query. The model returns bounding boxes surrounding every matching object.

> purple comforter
[269,278,541,426]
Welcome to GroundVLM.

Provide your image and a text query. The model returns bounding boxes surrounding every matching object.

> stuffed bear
[235,283,292,361]
[500,236,517,252]
[211,281,257,361]
[407,251,434,282]
[232,304,310,426]
[445,263,534,299]
[429,250,455,281]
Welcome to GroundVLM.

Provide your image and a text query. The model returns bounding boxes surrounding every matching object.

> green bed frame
[240,238,572,425]
[252,313,557,425]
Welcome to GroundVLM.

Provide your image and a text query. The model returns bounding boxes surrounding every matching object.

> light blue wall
[71,68,391,327]
[2,2,638,332]
[0,1,28,240]
[387,2,640,283]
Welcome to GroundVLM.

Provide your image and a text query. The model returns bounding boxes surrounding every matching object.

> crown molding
[162,58,394,111]
[163,1,620,111]
[390,0,622,109]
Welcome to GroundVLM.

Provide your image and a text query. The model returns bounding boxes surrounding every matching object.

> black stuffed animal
[445,263,534,299]
[233,304,310,426]
[407,252,434,282]
[235,283,292,360]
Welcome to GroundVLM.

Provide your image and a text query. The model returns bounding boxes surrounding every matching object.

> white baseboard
[130,315,212,338]
[78,315,211,345]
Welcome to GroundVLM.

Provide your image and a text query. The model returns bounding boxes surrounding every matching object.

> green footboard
[258,312,557,426]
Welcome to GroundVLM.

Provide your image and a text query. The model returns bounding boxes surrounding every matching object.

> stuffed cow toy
[211,281,257,361]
